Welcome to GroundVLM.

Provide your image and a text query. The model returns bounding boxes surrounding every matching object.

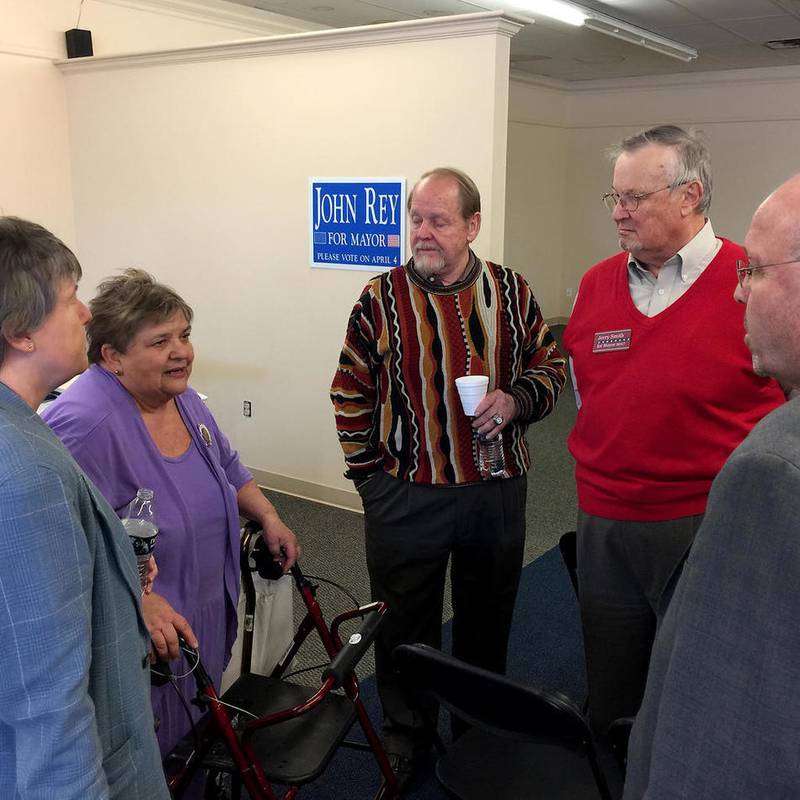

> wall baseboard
[249,467,362,513]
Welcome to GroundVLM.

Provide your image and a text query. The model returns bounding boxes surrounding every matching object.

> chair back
[394,643,590,745]
[394,644,618,800]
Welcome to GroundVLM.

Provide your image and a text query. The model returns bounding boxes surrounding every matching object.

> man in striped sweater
[331,167,566,783]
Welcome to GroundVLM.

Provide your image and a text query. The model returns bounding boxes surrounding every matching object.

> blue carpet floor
[298,545,587,799]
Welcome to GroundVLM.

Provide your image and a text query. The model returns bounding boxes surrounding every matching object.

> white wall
[0,52,75,241]
[59,14,521,508]
[15,3,800,504]
[60,0,316,55]
[506,65,800,319]
[504,79,569,322]
[0,0,316,243]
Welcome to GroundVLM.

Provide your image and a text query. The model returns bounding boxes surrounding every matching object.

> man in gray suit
[624,175,800,798]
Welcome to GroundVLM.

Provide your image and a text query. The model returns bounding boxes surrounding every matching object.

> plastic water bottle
[122,488,158,591]
[476,432,506,479]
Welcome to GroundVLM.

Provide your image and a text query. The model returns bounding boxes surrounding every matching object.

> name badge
[593,329,632,353]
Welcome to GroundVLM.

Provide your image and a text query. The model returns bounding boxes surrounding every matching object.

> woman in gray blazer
[0,217,169,799]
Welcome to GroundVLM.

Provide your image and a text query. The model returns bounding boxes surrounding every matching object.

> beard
[413,245,446,278]
[748,344,768,377]
[744,329,768,377]
[618,234,641,255]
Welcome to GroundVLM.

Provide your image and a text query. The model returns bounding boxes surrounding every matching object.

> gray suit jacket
[624,396,800,799]
[0,383,168,799]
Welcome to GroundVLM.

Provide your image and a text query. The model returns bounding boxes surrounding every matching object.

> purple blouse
[42,365,252,758]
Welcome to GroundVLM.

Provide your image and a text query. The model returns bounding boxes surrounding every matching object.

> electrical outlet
[565,287,575,298]
[243,400,252,417]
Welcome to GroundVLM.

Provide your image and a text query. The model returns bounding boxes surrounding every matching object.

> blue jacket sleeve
[0,465,108,800]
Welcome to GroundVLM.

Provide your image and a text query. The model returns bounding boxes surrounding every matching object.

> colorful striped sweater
[331,254,567,485]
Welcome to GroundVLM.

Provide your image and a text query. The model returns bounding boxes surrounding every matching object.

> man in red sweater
[563,125,784,737]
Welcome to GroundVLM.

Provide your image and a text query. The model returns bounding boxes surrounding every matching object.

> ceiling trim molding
[508,117,569,130]
[563,114,800,129]
[94,0,317,36]
[511,63,800,94]
[554,64,800,94]
[56,10,526,73]
[0,42,61,60]
[510,69,569,91]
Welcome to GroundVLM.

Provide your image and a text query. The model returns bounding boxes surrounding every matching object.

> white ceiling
[218,0,800,81]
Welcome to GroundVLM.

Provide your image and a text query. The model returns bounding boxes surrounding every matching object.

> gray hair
[87,268,193,364]
[407,167,481,219]
[0,217,82,367]
[610,125,712,214]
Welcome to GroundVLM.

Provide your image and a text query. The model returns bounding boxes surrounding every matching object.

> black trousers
[576,511,702,736]
[360,472,527,755]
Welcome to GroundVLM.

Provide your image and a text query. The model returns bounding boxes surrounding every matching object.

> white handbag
[220,525,294,693]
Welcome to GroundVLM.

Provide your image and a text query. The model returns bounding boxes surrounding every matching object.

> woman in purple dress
[42,268,299,764]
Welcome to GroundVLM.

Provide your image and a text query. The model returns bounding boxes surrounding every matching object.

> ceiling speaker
[65,29,93,59]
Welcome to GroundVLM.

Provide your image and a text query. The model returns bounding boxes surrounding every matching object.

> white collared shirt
[627,220,721,317]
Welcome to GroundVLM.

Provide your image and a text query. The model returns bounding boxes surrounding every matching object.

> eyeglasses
[735,257,800,287]
[602,183,685,213]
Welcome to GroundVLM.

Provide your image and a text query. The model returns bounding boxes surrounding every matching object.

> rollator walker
[161,522,398,800]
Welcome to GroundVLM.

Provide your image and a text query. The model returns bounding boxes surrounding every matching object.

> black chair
[393,643,623,800]
[559,530,580,599]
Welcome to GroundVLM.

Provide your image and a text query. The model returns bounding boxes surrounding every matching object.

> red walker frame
[162,544,398,800]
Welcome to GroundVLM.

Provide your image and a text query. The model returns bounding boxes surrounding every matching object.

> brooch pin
[198,423,212,447]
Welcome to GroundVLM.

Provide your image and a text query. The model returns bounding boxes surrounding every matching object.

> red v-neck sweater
[564,239,785,520]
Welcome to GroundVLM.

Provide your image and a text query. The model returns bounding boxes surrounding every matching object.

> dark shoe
[388,751,424,795]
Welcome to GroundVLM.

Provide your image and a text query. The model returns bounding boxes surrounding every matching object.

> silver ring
[492,414,503,425]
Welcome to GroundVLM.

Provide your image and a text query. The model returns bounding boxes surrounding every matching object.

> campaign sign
[310,178,405,271]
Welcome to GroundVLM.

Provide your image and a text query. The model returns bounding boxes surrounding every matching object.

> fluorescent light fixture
[503,0,697,62]
[583,13,697,62]
[514,0,586,27]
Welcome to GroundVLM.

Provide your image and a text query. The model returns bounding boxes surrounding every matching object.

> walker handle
[322,608,384,690]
